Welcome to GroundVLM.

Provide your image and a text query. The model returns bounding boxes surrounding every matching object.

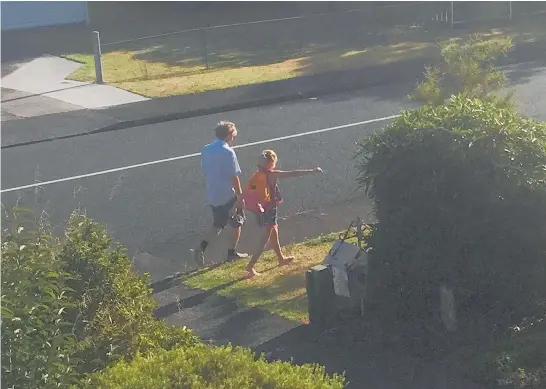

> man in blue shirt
[193,121,248,266]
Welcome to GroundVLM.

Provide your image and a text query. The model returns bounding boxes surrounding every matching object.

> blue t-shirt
[201,139,242,207]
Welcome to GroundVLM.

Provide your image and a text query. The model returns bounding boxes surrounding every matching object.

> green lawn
[63,19,546,98]
[183,233,353,323]
[63,40,435,98]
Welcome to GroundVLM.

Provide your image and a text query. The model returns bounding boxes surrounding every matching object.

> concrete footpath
[146,197,484,389]
[1,55,147,122]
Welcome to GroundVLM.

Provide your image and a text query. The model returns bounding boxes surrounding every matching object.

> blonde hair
[215,120,236,140]
[258,149,278,169]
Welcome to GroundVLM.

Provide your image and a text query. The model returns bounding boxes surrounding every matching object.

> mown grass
[65,17,546,98]
[62,41,435,98]
[63,19,545,98]
[64,52,302,97]
[182,232,361,323]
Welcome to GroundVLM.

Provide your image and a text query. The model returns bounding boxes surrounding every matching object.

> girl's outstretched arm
[270,167,323,179]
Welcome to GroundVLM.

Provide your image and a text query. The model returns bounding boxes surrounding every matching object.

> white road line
[1,114,399,194]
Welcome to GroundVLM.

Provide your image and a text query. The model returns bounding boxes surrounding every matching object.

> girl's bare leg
[246,227,273,276]
[269,225,294,265]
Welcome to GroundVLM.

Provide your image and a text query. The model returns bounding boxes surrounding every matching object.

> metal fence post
[450,1,454,28]
[92,31,104,84]
[202,26,210,70]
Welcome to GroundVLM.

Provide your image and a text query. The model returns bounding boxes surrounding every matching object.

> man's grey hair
[215,121,236,140]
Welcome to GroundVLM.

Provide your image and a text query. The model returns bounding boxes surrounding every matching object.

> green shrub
[2,211,341,389]
[2,210,199,387]
[89,344,345,389]
[411,35,513,107]
[58,212,198,373]
[356,95,546,331]
[1,209,81,389]
[460,315,546,389]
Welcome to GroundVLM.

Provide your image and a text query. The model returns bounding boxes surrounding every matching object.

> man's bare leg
[230,225,241,250]
[193,226,222,266]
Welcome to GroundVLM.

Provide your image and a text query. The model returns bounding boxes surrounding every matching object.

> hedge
[1,210,198,388]
[356,95,546,333]
[57,213,198,374]
[89,344,345,389]
[1,210,81,389]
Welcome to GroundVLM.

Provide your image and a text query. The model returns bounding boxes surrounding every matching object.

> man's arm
[232,175,243,197]
[270,167,323,180]
[229,150,244,206]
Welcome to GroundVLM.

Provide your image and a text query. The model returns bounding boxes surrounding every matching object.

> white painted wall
[1,1,88,31]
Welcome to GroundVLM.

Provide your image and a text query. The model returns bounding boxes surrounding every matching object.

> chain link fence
[92,2,546,83]
[452,1,546,25]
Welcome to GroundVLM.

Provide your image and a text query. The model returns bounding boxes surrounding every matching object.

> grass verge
[62,41,434,98]
[62,19,545,98]
[64,52,302,97]
[183,232,358,323]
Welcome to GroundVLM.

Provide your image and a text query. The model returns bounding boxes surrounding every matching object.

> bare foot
[278,256,295,266]
[245,267,261,278]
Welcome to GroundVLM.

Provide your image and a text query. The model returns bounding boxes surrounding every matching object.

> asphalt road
[2,63,545,279]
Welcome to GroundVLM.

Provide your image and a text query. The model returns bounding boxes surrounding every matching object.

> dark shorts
[255,207,278,227]
[211,197,237,229]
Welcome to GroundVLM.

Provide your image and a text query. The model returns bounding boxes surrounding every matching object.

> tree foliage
[1,209,81,389]
[2,210,343,389]
[58,213,198,374]
[411,35,513,107]
[357,96,546,332]
[88,344,345,389]
[1,210,197,388]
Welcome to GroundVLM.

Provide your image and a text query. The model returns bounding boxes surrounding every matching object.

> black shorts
[255,206,278,227]
[211,197,237,229]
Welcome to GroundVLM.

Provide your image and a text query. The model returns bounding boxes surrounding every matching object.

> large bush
[1,210,197,387]
[89,344,345,389]
[58,212,197,374]
[455,315,546,389]
[411,35,513,107]
[357,95,546,332]
[1,210,80,389]
[2,211,343,389]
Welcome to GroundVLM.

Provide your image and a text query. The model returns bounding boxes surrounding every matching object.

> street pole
[202,26,210,70]
[450,1,454,28]
[92,31,104,84]
[509,1,512,21]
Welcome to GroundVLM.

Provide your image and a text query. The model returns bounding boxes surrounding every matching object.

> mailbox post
[306,265,336,328]
[323,218,370,317]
